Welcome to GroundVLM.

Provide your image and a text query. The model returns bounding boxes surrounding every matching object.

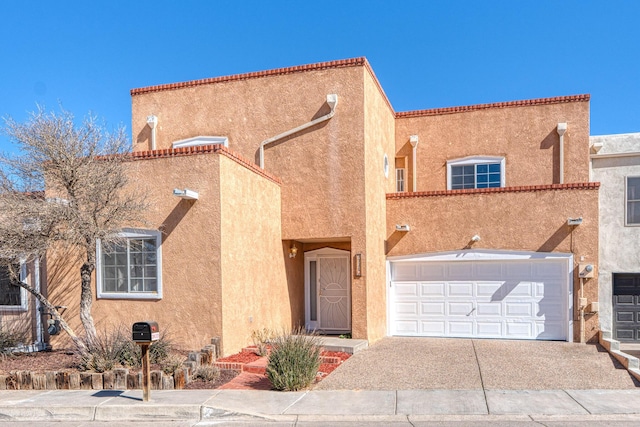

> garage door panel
[477,282,503,298]
[505,322,533,338]
[421,321,445,335]
[394,302,419,315]
[505,262,532,279]
[390,257,568,341]
[448,282,473,297]
[419,264,446,280]
[505,303,533,317]
[421,302,445,316]
[447,263,474,280]
[394,282,419,298]
[421,282,445,297]
[477,321,503,337]
[449,321,474,336]
[476,302,501,316]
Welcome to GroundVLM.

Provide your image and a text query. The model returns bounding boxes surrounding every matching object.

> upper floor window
[626,177,640,226]
[396,168,406,192]
[447,156,506,190]
[96,229,162,300]
[0,262,26,311]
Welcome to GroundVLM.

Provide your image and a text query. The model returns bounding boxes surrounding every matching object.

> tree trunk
[14,281,88,356]
[80,252,97,347]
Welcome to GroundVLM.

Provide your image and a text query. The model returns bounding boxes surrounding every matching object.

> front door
[305,248,351,333]
[613,273,640,342]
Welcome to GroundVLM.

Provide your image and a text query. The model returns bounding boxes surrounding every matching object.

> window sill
[97,293,162,301]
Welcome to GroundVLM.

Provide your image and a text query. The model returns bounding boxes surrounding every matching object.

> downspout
[557,123,567,184]
[34,257,43,349]
[259,94,338,169]
[147,115,158,150]
[409,135,419,192]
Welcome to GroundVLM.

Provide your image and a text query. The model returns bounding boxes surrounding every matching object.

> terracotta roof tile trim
[396,94,590,118]
[386,182,599,199]
[127,145,282,185]
[131,57,368,96]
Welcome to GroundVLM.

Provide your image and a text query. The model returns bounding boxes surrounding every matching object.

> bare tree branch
[0,107,148,349]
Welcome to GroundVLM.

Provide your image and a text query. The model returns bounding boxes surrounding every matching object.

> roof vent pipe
[147,115,158,150]
[259,94,338,169]
[409,135,419,192]
[557,123,567,184]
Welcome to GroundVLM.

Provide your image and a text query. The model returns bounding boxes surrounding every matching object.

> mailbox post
[132,322,159,402]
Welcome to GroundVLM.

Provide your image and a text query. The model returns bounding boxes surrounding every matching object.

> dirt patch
[183,370,239,389]
[0,350,82,373]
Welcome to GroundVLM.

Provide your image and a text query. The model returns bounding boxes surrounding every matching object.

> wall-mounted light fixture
[173,188,199,200]
[355,253,362,277]
[289,244,298,258]
[471,235,481,242]
[395,224,411,232]
[567,217,583,226]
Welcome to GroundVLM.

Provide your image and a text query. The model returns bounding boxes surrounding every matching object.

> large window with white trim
[626,177,640,226]
[0,262,27,311]
[97,229,162,299]
[447,156,506,190]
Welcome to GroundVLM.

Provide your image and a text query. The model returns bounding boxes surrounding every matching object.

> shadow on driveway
[314,337,640,390]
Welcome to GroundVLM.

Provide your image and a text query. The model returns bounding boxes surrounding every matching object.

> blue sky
[1,1,639,152]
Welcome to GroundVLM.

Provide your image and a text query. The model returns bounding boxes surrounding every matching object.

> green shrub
[191,365,220,382]
[266,330,321,391]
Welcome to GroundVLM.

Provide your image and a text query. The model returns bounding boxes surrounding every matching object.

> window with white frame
[0,262,27,310]
[396,168,406,192]
[96,229,162,299]
[447,156,506,190]
[626,177,640,226]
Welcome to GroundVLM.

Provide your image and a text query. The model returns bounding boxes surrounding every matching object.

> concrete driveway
[315,337,640,390]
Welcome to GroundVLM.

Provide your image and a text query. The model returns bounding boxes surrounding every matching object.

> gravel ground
[314,337,640,390]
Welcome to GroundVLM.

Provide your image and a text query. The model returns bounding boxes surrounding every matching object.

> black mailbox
[132,321,160,343]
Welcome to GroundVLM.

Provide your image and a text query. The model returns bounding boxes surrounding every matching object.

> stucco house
[44,57,600,356]
[590,132,640,344]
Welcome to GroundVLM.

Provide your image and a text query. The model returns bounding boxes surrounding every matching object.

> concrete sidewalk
[2,389,640,424]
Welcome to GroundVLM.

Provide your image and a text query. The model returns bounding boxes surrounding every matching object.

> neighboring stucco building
[591,132,640,343]
[46,58,600,355]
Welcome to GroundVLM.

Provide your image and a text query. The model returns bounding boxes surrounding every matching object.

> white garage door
[389,253,571,340]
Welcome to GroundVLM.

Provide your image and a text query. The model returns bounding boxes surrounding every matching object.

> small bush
[266,330,321,391]
[191,365,220,382]
[251,327,276,356]
[79,327,175,372]
[0,325,25,354]
[161,353,185,376]
[79,329,127,373]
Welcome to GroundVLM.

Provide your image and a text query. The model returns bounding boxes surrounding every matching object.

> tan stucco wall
[47,153,224,351]
[395,101,590,191]
[219,155,290,356]
[386,187,600,342]
[361,68,396,343]
[132,65,379,341]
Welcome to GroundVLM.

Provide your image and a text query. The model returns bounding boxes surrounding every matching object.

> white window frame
[446,156,506,190]
[172,136,228,149]
[0,262,28,311]
[626,176,640,227]
[96,229,163,300]
[396,168,406,192]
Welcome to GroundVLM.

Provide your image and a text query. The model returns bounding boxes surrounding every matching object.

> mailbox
[132,321,160,343]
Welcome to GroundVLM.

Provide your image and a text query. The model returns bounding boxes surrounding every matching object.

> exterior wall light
[173,188,199,200]
[289,244,298,258]
[567,217,583,226]
[395,224,411,232]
